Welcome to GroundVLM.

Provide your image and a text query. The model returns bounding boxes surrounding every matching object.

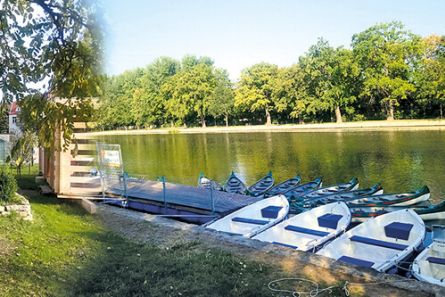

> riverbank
[3,174,445,296]
[82,119,445,136]
[0,173,345,296]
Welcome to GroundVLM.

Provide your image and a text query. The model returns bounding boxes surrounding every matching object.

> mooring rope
[268,277,418,297]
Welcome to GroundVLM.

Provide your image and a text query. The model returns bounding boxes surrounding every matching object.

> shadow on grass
[65,230,299,297]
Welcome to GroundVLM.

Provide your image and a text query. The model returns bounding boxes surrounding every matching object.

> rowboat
[350,200,445,223]
[317,209,425,272]
[300,183,383,208]
[247,171,275,197]
[264,175,301,198]
[412,225,445,286]
[295,177,360,202]
[253,202,351,252]
[282,178,323,200]
[346,186,430,208]
[206,195,289,238]
[223,171,247,195]
[198,172,223,191]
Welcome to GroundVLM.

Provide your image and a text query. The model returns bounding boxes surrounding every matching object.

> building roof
[9,101,18,116]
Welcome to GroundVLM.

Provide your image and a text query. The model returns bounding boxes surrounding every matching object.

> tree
[352,22,420,120]
[272,65,308,124]
[7,131,38,175]
[1,0,103,149]
[0,103,8,133]
[208,69,234,126]
[298,40,359,123]
[163,58,216,127]
[414,35,445,118]
[132,57,180,127]
[99,69,143,129]
[235,63,280,125]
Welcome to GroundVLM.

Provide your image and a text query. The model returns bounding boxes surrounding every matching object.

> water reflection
[96,130,445,202]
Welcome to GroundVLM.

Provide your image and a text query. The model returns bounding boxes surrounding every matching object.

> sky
[103,0,445,79]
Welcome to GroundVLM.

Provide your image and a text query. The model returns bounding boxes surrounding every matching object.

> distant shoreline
[80,119,445,136]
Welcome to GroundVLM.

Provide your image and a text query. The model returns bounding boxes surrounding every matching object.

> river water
[95,130,445,203]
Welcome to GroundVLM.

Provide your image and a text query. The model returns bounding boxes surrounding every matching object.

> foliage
[19,94,95,151]
[208,69,235,126]
[164,61,216,127]
[1,0,103,150]
[414,35,445,117]
[0,103,8,134]
[0,170,18,203]
[235,63,280,125]
[352,21,420,120]
[297,39,359,122]
[272,65,307,122]
[7,131,38,175]
[98,22,444,128]
[132,57,180,127]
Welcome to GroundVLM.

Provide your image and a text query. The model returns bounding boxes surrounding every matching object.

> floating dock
[107,179,261,224]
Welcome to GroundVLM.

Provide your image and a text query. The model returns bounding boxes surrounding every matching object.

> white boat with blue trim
[317,209,425,272]
[412,225,445,287]
[206,195,289,238]
[253,202,351,252]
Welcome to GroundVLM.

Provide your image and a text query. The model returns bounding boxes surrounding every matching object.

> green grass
[0,172,349,297]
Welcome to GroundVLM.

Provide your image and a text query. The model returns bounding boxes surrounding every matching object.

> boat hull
[253,202,351,252]
[412,241,445,287]
[206,195,289,238]
[317,209,426,272]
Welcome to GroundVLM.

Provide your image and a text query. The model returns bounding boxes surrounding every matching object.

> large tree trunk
[335,106,343,123]
[440,102,443,119]
[225,114,229,127]
[298,116,304,124]
[201,115,206,128]
[265,109,272,126]
[387,101,395,121]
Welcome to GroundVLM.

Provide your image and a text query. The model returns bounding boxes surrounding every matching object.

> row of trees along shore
[99,22,445,129]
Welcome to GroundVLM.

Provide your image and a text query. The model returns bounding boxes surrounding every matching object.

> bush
[0,170,18,203]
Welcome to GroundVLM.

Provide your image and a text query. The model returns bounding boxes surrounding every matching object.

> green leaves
[235,63,278,124]
[414,35,445,116]
[352,21,420,119]
[1,0,103,151]
[99,55,231,128]
[98,21,443,128]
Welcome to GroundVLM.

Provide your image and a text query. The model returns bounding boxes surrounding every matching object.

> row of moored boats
[200,172,445,286]
[198,172,445,222]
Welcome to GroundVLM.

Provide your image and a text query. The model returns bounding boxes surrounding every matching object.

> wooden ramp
[107,180,261,223]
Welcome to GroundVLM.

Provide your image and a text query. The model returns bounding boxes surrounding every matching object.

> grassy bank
[1,173,348,297]
[81,119,445,136]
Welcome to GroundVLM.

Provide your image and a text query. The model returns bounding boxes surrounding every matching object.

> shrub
[0,170,18,203]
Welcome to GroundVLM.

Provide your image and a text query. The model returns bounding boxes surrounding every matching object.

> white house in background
[8,101,21,134]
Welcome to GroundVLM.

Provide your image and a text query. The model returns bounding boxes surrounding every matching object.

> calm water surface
[96,130,445,203]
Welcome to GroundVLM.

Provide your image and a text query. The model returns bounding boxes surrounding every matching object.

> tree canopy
[352,21,420,120]
[1,0,103,149]
[99,22,444,129]
[235,63,280,125]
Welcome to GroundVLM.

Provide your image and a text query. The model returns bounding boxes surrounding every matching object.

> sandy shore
[80,119,445,136]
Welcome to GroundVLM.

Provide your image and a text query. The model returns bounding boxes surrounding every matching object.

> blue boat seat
[261,206,283,219]
[350,235,408,251]
[427,257,445,265]
[338,255,374,268]
[232,217,269,225]
[284,225,330,237]
[318,214,343,229]
[384,222,413,240]
[273,241,298,249]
